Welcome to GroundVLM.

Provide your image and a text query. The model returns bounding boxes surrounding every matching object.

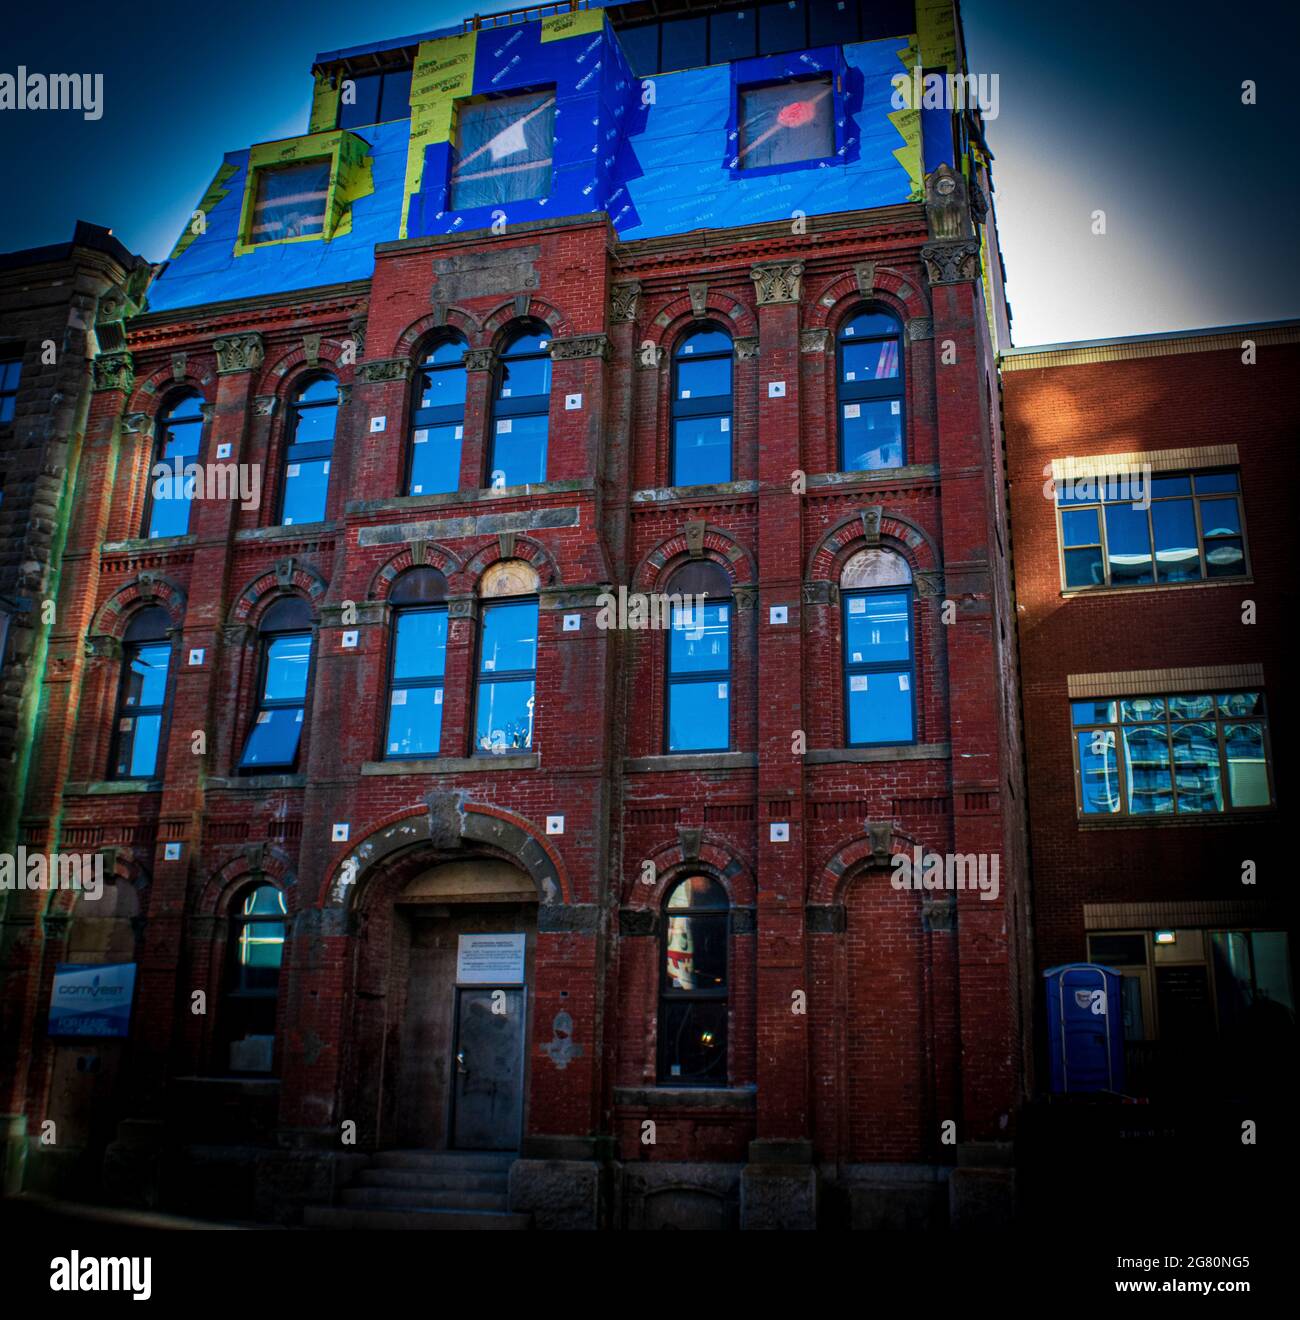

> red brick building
[1003,322,1296,1223]
[1,1,1028,1228]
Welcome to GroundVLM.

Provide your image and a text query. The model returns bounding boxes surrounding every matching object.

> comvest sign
[47,962,137,1037]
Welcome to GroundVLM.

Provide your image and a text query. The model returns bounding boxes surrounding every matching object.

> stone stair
[304,1150,530,1230]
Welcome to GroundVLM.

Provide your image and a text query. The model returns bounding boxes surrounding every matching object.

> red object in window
[778,99,815,129]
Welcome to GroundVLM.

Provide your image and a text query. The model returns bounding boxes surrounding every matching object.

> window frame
[1070,690,1274,820]
[222,882,287,1076]
[384,600,449,761]
[840,583,917,748]
[474,594,540,756]
[237,603,315,774]
[664,573,733,755]
[1055,468,1250,593]
[448,88,558,213]
[278,373,338,526]
[836,307,905,473]
[489,322,552,489]
[143,390,206,540]
[734,71,838,173]
[108,611,174,782]
[670,323,735,488]
[657,876,730,1087]
[0,353,21,425]
[407,336,468,497]
[336,66,414,130]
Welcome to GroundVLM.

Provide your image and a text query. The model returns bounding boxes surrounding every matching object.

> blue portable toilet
[1044,963,1125,1093]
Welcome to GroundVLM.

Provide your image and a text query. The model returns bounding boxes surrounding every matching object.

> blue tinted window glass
[661,15,707,70]
[123,713,163,778]
[844,591,909,664]
[669,601,730,674]
[673,416,732,486]
[1194,472,1239,494]
[1064,546,1103,589]
[1072,700,1116,725]
[1172,722,1223,813]
[393,609,447,680]
[1061,507,1100,546]
[1123,725,1173,814]
[677,355,732,399]
[409,423,463,495]
[290,401,337,445]
[619,23,659,76]
[475,678,535,752]
[677,328,731,356]
[338,73,381,128]
[240,707,304,768]
[419,364,467,409]
[841,400,902,470]
[263,633,311,701]
[490,413,548,486]
[1224,723,1269,806]
[1200,498,1241,537]
[281,459,329,525]
[386,685,443,758]
[842,338,900,381]
[668,679,730,751]
[378,68,413,122]
[846,669,913,744]
[1077,730,1121,814]
[124,643,171,708]
[498,352,551,398]
[1151,499,1201,582]
[426,339,468,367]
[481,601,537,675]
[1103,503,1153,584]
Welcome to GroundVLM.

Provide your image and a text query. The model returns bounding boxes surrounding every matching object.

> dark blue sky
[1,0,1294,344]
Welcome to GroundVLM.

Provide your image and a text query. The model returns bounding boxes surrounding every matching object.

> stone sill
[613,1086,757,1111]
[347,478,591,517]
[807,464,939,488]
[64,779,162,796]
[361,754,539,775]
[208,774,307,790]
[623,752,758,773]
[235,521,338,542]
[805,742,950,764]
[102,534,196,554]
[631,479,759,504]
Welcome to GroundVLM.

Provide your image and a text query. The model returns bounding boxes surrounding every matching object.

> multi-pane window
[843,588,914,746]
[385,568,449,759]
[337,67,413,129]
[224,884,286,1074]
[280,375,337,525]
[736,75,834,169]
[450,90,556,211]
[1057,469,1248,590]
[111,607,172,780]
[1072,691,1272,817]
[146,391,204,539]
[671,326,733,487]
[408,338,467,496]
[666,561,732,753]
[249,160,330,244]
[239,598,313,771]
[837,309,904,471]
[475,567,539,754]
[659,876,729,1085]
[490,324,551,488]
[0,355,21,424]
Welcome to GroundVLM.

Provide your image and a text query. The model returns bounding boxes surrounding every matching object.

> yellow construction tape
[308,70,342,134]
[890,39,923,200]
[233,131,374,256]
[540,9,605,42]
[169,161,238,261]
[916,0,958,71]
[400,32,477,239]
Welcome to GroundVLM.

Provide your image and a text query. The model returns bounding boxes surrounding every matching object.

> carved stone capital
[358,357,411,384]
[733,586,758,611]
[619,907,658,937]
[609,282,641,322]
[337,384,352,406]
[252,395,278,417]
[914,570,945,598]
[734,336,759,361]
[212,332,265,375]
[922,895,957,933]
[925,162,971,241]
[348,313,367,358]
[463,349,495,373]
[750,262,804,305]
[121,412,154,437]
[802,580,835,607]
[921,240,980,286]
[635,343,664,370]
[447,595,477,620]
[84,634,122,661]
[221,623,253,647]
[549,334,610,362]
[800,329,830,354]
[907,317,934,342]
[93,352,134,394]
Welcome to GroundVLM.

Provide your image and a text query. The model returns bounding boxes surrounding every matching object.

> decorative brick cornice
[358,357,411,384]
[549,334,611,362]
[212,332,265,374]
[921,240,980,286]
[750,262,804,305]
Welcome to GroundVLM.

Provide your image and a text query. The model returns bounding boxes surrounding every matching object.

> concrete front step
[305,1205,531,1231]
[358,1168,508,1193]
[370,1150,515,1172]
[341,1186,509,1212]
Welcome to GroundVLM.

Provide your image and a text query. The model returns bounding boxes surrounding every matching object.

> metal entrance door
[450,987,525,1149]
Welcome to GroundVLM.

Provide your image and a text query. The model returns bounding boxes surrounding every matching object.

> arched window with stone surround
[836,308,904,472]
[110,606,173,780]
[659,875,729,1085]
[222,882,286,1075]
[489,322,551,488]
[279,374,338,525]
[384,567,449,759]
[475,559,540,754]
[238,597,314,771]
[671,323,734,487]
[408,335,468,496]
[145,390,204,538]
[841,547,915,746]
[665,559,732,753]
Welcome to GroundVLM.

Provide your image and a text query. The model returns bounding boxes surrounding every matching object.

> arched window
[841,548,915,746]
[836,309,904,472]
[475,560,540,754]
[659,876,729,1085]
[666,560,731,753]
[110,606,173,779]
[385,567,449,759]
[223,883,286,1074]
[145,391,204,538]
[280,375,337,525]
[408,337,467,496]
[239,597,313,771]
[490,323,551,488]
[671,324,733,487]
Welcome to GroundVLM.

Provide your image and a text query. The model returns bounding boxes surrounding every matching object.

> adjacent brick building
[1,1,1029,1228]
